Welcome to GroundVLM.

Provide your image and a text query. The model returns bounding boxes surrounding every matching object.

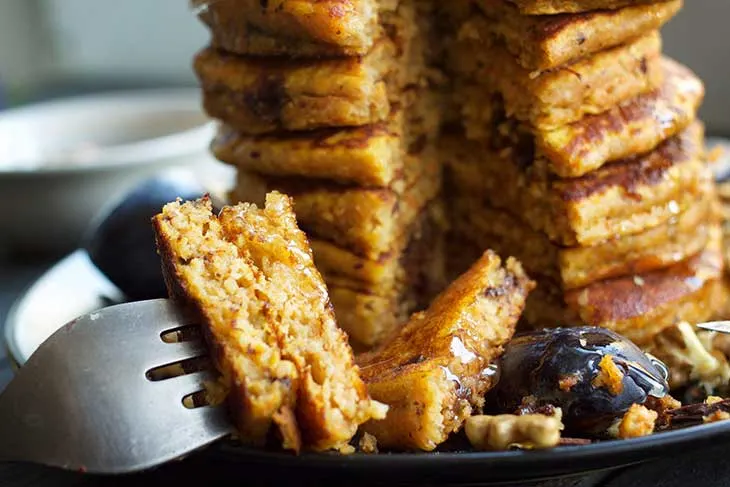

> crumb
[465,414,563,451]
[592,355,624,395]
[338,444,356,455]
[558,374,580,392]
[706,396,724,405]
[618,404,658,439]
[358,433,379,454]
[645,395,682,429]
[708,145,725,164]
[703,410,730,424]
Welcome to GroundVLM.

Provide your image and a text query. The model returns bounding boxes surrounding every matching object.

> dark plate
[202,420,730,485]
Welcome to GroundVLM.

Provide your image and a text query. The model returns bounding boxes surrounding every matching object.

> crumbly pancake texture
[195,41,396,134]
[444,122,709,246]
[193,0,380,57]
[450,28,663,129]
[475,0,681,71]
[153,194,386,451]
[358,251,534,451]
[507,0,673,15]
[230,150,440,259]
[451,193,717,290]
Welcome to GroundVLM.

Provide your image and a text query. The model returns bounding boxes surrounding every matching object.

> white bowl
[0,89,218,255]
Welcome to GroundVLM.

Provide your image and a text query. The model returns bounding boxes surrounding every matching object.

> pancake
[451,193,717,290]
[230,151,440,259]
[358,251,534,451]
[474,0,681,71]
[212,90,441,187]
[537,57,703,178]
[195,40,397,134]
[443,122,709,246]
[457,58,704,178]
[450,28,663,129]
[193,0,381,57]
[507,0,673,15]
[562,228,726,345]
[520,230,725,346]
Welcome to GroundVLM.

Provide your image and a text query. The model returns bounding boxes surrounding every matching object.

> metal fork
[0,299,232,474]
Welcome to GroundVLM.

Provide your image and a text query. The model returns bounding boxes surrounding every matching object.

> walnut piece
[358,432,379,454]
[465,413,563,451]
[618,404,658,439]
[592,355,624,395]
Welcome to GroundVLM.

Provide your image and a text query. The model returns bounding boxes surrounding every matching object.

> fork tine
[152,370,219,399]
[140,339,209,370]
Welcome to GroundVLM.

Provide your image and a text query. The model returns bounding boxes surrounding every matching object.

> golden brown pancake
[194,41,396,134]
[474,0,681,70]
[537,57,703,178]
[230,150,440,259]
[212,89,441,188]
[562,227,726,345]
[193,0,380,57]
[443,122,710,246]
[451,193,717,290]
[507,0,672,15]
[450,28,663,129]
[456,58,704,178]
[152,194,387,452]
[358,251,534,451]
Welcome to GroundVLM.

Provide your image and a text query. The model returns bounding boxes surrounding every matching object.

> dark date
[84,171,209,301]
[489,327,670,437]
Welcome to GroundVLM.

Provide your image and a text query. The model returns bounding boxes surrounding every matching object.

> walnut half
[465,412,564,451]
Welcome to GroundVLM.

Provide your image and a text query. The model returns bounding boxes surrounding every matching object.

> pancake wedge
[153,194,386,452]
[358,251,534,451]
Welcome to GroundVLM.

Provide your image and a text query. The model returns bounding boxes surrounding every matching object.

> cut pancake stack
[443,0,726,346]
[193,0,445,349]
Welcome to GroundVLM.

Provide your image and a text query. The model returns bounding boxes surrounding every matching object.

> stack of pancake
[443,0,726,347]
[192,0,445,349]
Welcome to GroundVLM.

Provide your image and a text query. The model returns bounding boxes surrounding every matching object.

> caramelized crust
[195,41,396,134]
[450,29,663,129]
[153,194,386,451]
[507,0,672,15]
[539,57,704,178]
[358,251,534,451]
[444,122,709,246]
[193,0,380,57]
[451,193,717,290]
[475,0,682,70]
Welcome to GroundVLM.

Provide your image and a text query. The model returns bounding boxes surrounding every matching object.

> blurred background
[0,0,727,132]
